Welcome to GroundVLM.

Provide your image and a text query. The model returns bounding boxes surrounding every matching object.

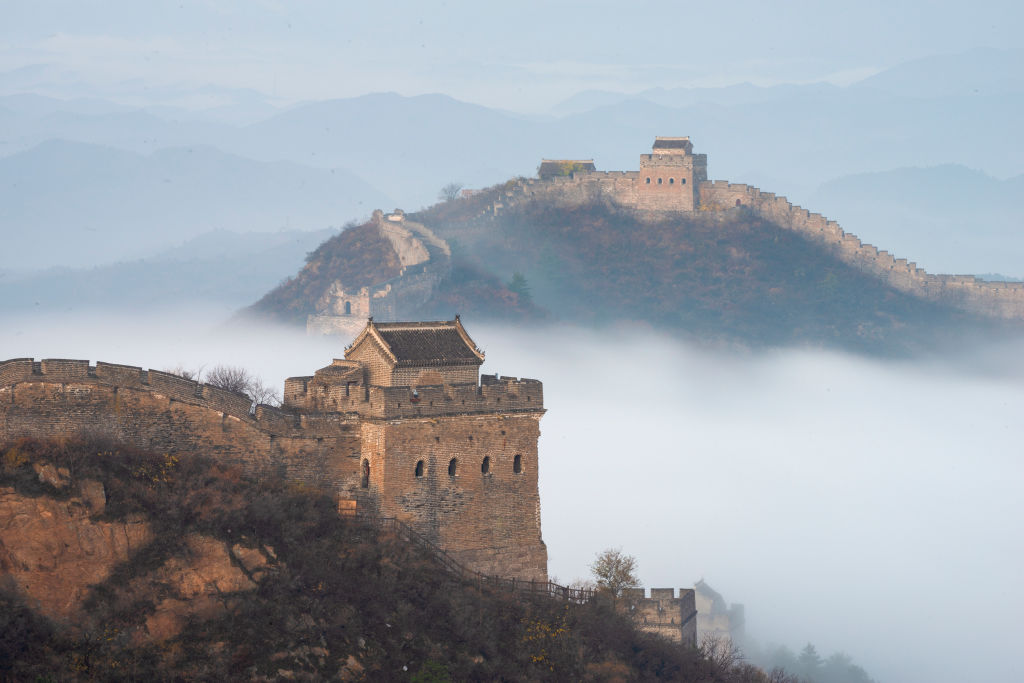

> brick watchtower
[637,136,708,211]
[284,318,549,581]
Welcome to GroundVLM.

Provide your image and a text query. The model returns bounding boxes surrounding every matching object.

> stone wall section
[465,152,1024,320]
[372,412,546,581]
[0,358,548,581]
[698,180,1024,319]
[0,360,363,495]
[621,587,698,646]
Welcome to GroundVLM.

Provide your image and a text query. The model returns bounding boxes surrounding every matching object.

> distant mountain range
[0,140,391,270]
[0,228,334,313]
[2,47,1020,315]
[1,48,1021,212]
[810,165,1024,277]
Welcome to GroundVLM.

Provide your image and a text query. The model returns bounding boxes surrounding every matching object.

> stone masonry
[306,210,452,338]
[0,318,548,582]
[493,137,1024,319]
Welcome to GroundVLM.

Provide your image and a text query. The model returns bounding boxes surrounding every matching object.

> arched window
[344,301,352,315]
[415,460,424,477]
[645,177,651,184]
[481,456,491,474]
[669,178,674,184]
[513,454,523,474]
[657,177,663,185]
[448,458,458,477]
[361,459,369,488]
[681,178,687,185]
[736,199,742,206]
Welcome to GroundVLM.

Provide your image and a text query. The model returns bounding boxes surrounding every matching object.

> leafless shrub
[766,666,802,683]
[438,182,464,202]
[700,633,743,670]
[204,364,282,408]
[205,365,251,395]
[163,364,204,381]
[247,375,283,407]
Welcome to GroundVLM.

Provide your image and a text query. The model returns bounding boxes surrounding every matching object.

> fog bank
[2,310,1021,682]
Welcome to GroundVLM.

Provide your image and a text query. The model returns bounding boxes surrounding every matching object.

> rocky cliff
[0,437,768,681]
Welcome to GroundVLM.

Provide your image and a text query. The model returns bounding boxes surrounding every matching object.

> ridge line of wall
[473,171,1024,319]
[698,180,1024,318]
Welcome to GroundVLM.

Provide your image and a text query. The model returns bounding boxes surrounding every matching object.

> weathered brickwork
[694,579,745,646]
[488,136,1024,320]
[0,320,548,581]
[622,587,698,646]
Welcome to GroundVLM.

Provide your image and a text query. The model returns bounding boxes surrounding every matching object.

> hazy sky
[3,0,1022,110]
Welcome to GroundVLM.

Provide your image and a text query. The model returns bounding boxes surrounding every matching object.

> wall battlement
[283,369,543,420]
[1,358,260,424]
[484,139,1024,320]
[619,587,698,645]
[697,180,1024,318]
[0,320,549,583]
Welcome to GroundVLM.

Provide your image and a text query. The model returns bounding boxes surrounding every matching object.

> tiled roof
[370,319,484,366]
[652,137,692,150]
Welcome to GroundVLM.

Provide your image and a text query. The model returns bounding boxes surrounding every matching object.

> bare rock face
[0,486,271,642]
[32,462,71,489]
[0,484,149,620]
[140,534,269,641]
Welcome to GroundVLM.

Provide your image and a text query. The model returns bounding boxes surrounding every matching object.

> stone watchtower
[636,136,708,211]
[283,318,549,581]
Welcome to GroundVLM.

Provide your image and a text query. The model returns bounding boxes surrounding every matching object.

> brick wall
[621,588,698,646]
[0,357,548,581]
[375,412,547,581]
[699,180,1024,319]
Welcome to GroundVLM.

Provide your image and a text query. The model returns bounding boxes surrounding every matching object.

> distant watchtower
[637,136,708,211]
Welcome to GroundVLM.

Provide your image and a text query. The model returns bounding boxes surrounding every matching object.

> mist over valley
[2,3,1022,681]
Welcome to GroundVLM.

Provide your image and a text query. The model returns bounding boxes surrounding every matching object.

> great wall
[0,320,548,584]
[489,137,1024,320]
[0,319,753,647]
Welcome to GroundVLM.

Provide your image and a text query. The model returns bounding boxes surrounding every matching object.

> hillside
[246,184,995,354]
[246,213,538,326]
[0,437,775,682]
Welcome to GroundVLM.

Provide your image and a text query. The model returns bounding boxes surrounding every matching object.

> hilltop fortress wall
[0,358,364,494]
[698,181,1024,318]
[0,339,549,582]
[489,138,1024,320]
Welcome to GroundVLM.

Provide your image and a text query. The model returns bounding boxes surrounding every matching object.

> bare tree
[247,375,282,407]
[205,365,252,395]
[438,182,463,202]
[164,364,204,381]
[204,364,282,408]
[700,633,743,670]
[589,547,638,598]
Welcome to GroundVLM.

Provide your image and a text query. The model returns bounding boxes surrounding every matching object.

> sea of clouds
[3,309,1021,682]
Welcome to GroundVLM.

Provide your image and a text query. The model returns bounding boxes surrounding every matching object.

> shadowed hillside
[411,198,989,353]
[245,183,1000,354]
[245,206,539,327]
[0,437,784,682]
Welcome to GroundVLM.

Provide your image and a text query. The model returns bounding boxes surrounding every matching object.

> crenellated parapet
[620,587,698,646]
[699,180,1024,319]
[492,137,1024,320]
[283,368,543,420]
[0,358,261,425]
[0,319,550,583]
